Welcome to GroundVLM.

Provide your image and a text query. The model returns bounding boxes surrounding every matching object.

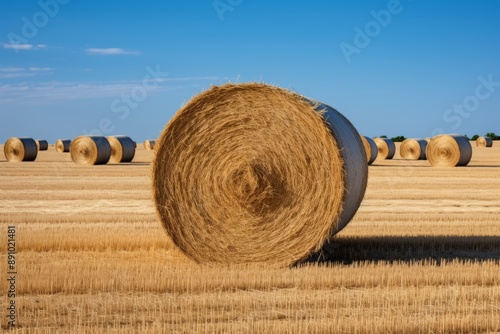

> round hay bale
[400,138,428,160]
[4,137,38,162]
[144,140,156,150]
[152,83,368,265]
[106,136,136,163]
[373,138,396,160]
[36,140,49,151]
[476,136,493,148]
[427,134,472,167]
[360,136,377,165]
[55,139,71,153]
[70,136,111,165]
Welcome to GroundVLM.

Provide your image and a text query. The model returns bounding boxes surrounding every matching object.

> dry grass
[1,145,500,333]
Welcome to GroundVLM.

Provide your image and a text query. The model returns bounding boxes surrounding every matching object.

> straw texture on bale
[373,138,396,160]
[476,136,493,148]
[55,139,71,153]
[107,136,136,163]
[36,140,49,151]
[427,134,472,167]
[152,83,368,265]
[4,137,38,162]
[70,136,111,165]
[400,138,428,160]
[360,136,378,165]
[144,140,155,150]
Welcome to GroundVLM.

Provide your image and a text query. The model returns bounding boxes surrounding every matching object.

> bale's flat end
[152,83,367,266]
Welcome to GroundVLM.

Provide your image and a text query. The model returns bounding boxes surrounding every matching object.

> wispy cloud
[0,76,223,104]
[0,67,54,79]
[85,48,140,56]
[0,67,25,72]
[3,43,47,51]
[29,67,54,72]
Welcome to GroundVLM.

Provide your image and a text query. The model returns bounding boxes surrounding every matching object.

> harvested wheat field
[1,143,500,333]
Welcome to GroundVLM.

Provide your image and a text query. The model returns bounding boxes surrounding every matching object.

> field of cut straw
[1,143,500,333]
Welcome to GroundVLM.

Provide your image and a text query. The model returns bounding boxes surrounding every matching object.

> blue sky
[1,0,499,143]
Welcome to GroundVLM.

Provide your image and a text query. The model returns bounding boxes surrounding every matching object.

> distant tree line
[469,133,500,140]
[379,135,406,142]
[377,133,499,142]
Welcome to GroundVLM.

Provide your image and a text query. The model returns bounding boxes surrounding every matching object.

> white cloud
[0,67,54,79]
[3,43,33,50]
[85,48,140,56]
[3,43,48,51]
[0,77,224,104]
[29,67,54,72]
[0,67,26,72]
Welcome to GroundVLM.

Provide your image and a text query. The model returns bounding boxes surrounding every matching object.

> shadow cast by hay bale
[302,236,500,266]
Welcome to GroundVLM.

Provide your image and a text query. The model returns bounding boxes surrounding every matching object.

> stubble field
[1,143,500,333]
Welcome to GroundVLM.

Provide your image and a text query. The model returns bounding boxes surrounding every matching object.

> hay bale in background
[361,135,378,165]
[153,83,368,265]
[70,136,111,165]
[427,134,472,167]
[55,139,71,153]
[373,138,396,160]
[400,138,428,160]
[36,140,49,151]
[4,137,38,162]
[144,140,156,150]
[107,136,136,163]
[476,136,493,148]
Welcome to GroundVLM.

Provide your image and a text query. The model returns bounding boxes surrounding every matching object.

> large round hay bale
[400,138,428,160]
[4,137,38,162]
[55,139,71,153]
[360,136,377,165]
[373,138,396,160]
[427,134,472,167]
[107,136,136,163]
[152,83,368,265]
[70,136,111,165]
[35,140,49,151]
[144,140,156,150]
[476,136,493,148]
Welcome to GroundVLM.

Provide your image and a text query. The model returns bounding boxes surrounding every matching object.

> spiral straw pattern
[4,137,38,162]
[427,134,472,167]
[400,138,428,160]
[107,136,136,163]
[70,136,111,165]
[373,138,396,160]
[55,139,71,153]
[361,136,378,165]
[476,137,493,148]
[152,83,368,265]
